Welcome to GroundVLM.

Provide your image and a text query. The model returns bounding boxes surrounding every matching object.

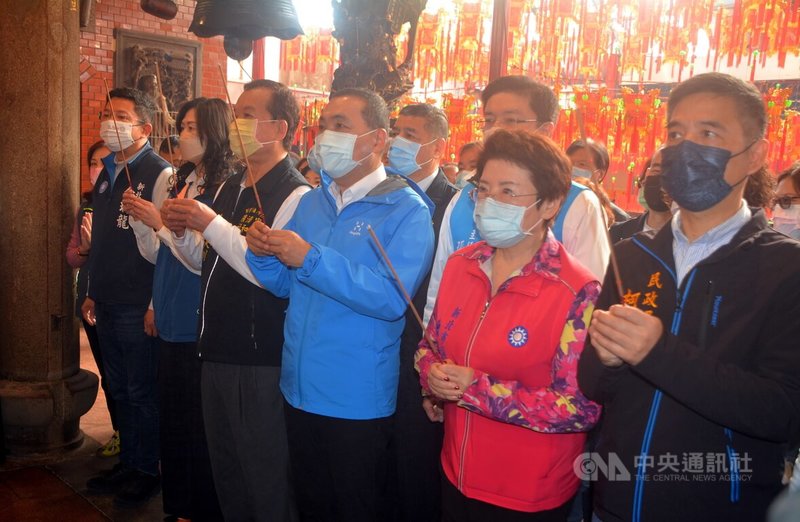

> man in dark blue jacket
[578,72,800,522]
[83,87,171,505]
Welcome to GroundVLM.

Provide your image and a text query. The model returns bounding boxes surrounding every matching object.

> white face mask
[454,170,475,189]
[572,166,593,179]
[100,120,136,152]
[773,204,800,238]
[89,166,103,186]
[312,129,377,179]
[473,196,543,248]
[179,136,205,163]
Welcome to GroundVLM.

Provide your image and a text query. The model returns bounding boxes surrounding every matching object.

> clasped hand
[427,361,475,402]
[246,221,312,268]
[588,304,664,367]
[121,189,162,230]
[160,198,216,237]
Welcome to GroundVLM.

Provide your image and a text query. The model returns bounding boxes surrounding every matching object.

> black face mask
[643,175,670,212]
[661,140,752,212]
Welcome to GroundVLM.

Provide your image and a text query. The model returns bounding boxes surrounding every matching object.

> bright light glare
[295,0,334,29]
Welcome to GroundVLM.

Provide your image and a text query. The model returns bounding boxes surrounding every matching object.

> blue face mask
[572,166,593,179]
[473,197,542,248]
[311,129,377,179]
[661,140,752,212]
[387,136,435,176]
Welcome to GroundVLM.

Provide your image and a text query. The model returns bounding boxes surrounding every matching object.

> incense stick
[367,225,439,351]
[102,78,134,190]
[153,62,178,197]
[598,204,626,302]
[217,64,265,219]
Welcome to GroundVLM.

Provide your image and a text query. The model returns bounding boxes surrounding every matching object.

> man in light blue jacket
[245,88,434,522]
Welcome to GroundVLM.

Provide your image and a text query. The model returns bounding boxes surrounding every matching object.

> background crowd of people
[68,71,800,522]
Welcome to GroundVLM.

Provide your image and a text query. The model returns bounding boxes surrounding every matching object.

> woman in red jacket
[416,129,602,521]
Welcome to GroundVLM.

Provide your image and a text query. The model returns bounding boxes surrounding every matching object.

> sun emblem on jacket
[508,326,528,348]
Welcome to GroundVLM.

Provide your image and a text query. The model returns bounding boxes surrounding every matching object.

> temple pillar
[0,0,98,456]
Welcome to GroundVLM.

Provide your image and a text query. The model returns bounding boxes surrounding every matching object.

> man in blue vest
[424,75,610,324]
[83,87,172,505]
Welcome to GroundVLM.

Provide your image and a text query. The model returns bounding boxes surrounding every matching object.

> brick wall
[79,0,227,194]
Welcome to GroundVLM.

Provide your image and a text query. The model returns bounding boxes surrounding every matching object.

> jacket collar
[632,207,770,273]
[462,230,564,297]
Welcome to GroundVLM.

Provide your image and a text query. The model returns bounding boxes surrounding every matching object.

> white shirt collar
[414,169,438,193]
[328,165,387,213]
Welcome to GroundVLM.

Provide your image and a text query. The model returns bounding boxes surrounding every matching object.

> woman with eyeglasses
[415,129,602,521]
[773,162,800,240]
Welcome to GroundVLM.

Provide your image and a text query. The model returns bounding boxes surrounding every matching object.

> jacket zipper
[296,207,339,407]
[197,254,220,358]
[457,297,491,492]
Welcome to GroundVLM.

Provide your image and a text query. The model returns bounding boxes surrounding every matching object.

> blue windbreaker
[246,173,434,420]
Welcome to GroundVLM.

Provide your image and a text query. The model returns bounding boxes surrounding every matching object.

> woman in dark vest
[123,97,238,521]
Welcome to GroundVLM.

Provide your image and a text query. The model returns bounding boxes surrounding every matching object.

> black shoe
[114,470,161,507]
[86,462,134,494]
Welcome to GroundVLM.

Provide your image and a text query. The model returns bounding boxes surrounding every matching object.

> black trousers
[158,340,222,521]
[202,362,295,522]
[390,353,443,522]
[284,401,393,522]
[441,475,573,522]
[83,318,117,430]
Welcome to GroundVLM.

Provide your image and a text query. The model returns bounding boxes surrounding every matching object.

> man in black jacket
[578,72,800,521]
[84,87,172,505]
[386,103,458,521]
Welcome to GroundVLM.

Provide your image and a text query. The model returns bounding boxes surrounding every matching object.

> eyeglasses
[99,111,145,125]
[477,117,539,129]
[772,195,800,210]
[469,186,538,205]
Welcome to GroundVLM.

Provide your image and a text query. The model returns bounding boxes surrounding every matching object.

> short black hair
[108,87,157,124]
[329,88,390,131]
[397,103,449,139]
[667,72,767,142]
[459,141,481,156]
[243,79,300,150]
[481,76,559,124]
[777,161,800,195]
[566,138,610,173]
[159,135,179,154]
[743,165,775,208]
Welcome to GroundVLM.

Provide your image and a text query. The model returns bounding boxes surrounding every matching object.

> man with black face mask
[610,149,673,243]
[578,73,800,522]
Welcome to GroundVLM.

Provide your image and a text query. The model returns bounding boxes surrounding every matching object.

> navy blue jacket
[87,143,169,305]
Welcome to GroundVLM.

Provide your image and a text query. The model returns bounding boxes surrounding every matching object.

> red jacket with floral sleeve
[416,233,601,512]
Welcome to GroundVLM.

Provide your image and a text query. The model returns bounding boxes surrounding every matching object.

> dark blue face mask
[661,140,752,212]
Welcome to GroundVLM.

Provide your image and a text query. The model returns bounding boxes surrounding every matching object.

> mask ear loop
[351,128,380,165]
[520,198,543,237]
